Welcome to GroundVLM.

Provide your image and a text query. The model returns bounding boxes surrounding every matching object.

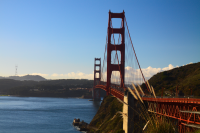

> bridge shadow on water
[92,100,102,110]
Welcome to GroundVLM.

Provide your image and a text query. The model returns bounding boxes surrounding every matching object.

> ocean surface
[0,96,101,133]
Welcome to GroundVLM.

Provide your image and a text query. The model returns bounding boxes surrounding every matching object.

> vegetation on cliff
[141,62,200,96]
[88,95,124,133]
[88,90,177,133]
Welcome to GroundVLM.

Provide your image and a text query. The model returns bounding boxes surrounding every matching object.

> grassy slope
[142,62,200,96]
[89,95,124,133]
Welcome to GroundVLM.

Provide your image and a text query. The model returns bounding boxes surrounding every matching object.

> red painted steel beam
[145,99,200,133]
[110,44,123,51]
[142,97,200,104]
[110,12,124,18]
[109,28,123,34]
[95,85,124,100]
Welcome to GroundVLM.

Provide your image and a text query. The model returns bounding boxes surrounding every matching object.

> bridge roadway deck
[95,85,200,132]
[95,84,200,103]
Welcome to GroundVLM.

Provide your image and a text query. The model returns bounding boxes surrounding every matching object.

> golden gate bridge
[93,10,200,133]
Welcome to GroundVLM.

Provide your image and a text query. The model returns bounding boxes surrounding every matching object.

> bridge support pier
[123,90,136,133]
[123,90,129,133]
[123,90,143,133]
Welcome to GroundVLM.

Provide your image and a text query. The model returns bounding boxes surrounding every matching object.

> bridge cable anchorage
[124,17,150,93]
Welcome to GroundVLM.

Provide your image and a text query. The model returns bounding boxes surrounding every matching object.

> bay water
[0,96,101,133]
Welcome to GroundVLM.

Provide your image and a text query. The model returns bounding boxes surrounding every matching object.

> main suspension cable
[124,17,150,93]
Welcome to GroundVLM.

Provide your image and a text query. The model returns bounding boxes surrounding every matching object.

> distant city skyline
[0,0,199,80]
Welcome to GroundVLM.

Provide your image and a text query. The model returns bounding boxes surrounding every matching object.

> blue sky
[0,0,199,80]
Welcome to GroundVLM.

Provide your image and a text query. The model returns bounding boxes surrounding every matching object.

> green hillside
[88,95,123,133]
[0,79,94,97]
[141,62,200,97]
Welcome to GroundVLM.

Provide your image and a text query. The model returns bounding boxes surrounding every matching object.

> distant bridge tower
[106,10,125,95]
[93,58,101,101]
[15,65,18,76]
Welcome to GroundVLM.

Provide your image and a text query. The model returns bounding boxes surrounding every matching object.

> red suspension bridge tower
[106,10,125,95]
[93,58,101,100]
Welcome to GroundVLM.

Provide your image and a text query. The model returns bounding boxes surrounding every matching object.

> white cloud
[162,64,174,71]
[16,62,192,82]
[30,73,49,77]
[49,71,93,79]
[67,72,75,77]
[52,73,59,77]
[18,73,49,77]
[123,62,191,83]
[138,64,175,80]
[142,66,162,78]
[100,64,176,84]
[186,62,193,65]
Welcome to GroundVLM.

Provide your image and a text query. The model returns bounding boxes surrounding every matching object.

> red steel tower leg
[106,10,125,95]
[93,58,101,100]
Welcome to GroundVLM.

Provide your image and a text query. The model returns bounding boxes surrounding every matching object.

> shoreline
[1,94,94,99]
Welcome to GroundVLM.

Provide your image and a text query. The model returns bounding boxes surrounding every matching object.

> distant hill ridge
[143,62,200,96]
[0,75,46,81]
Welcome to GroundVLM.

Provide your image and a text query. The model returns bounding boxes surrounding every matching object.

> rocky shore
[72,118,89,131]
[73,95,124,133]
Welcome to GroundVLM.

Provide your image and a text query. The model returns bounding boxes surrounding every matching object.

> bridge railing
[142,97,200,104]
